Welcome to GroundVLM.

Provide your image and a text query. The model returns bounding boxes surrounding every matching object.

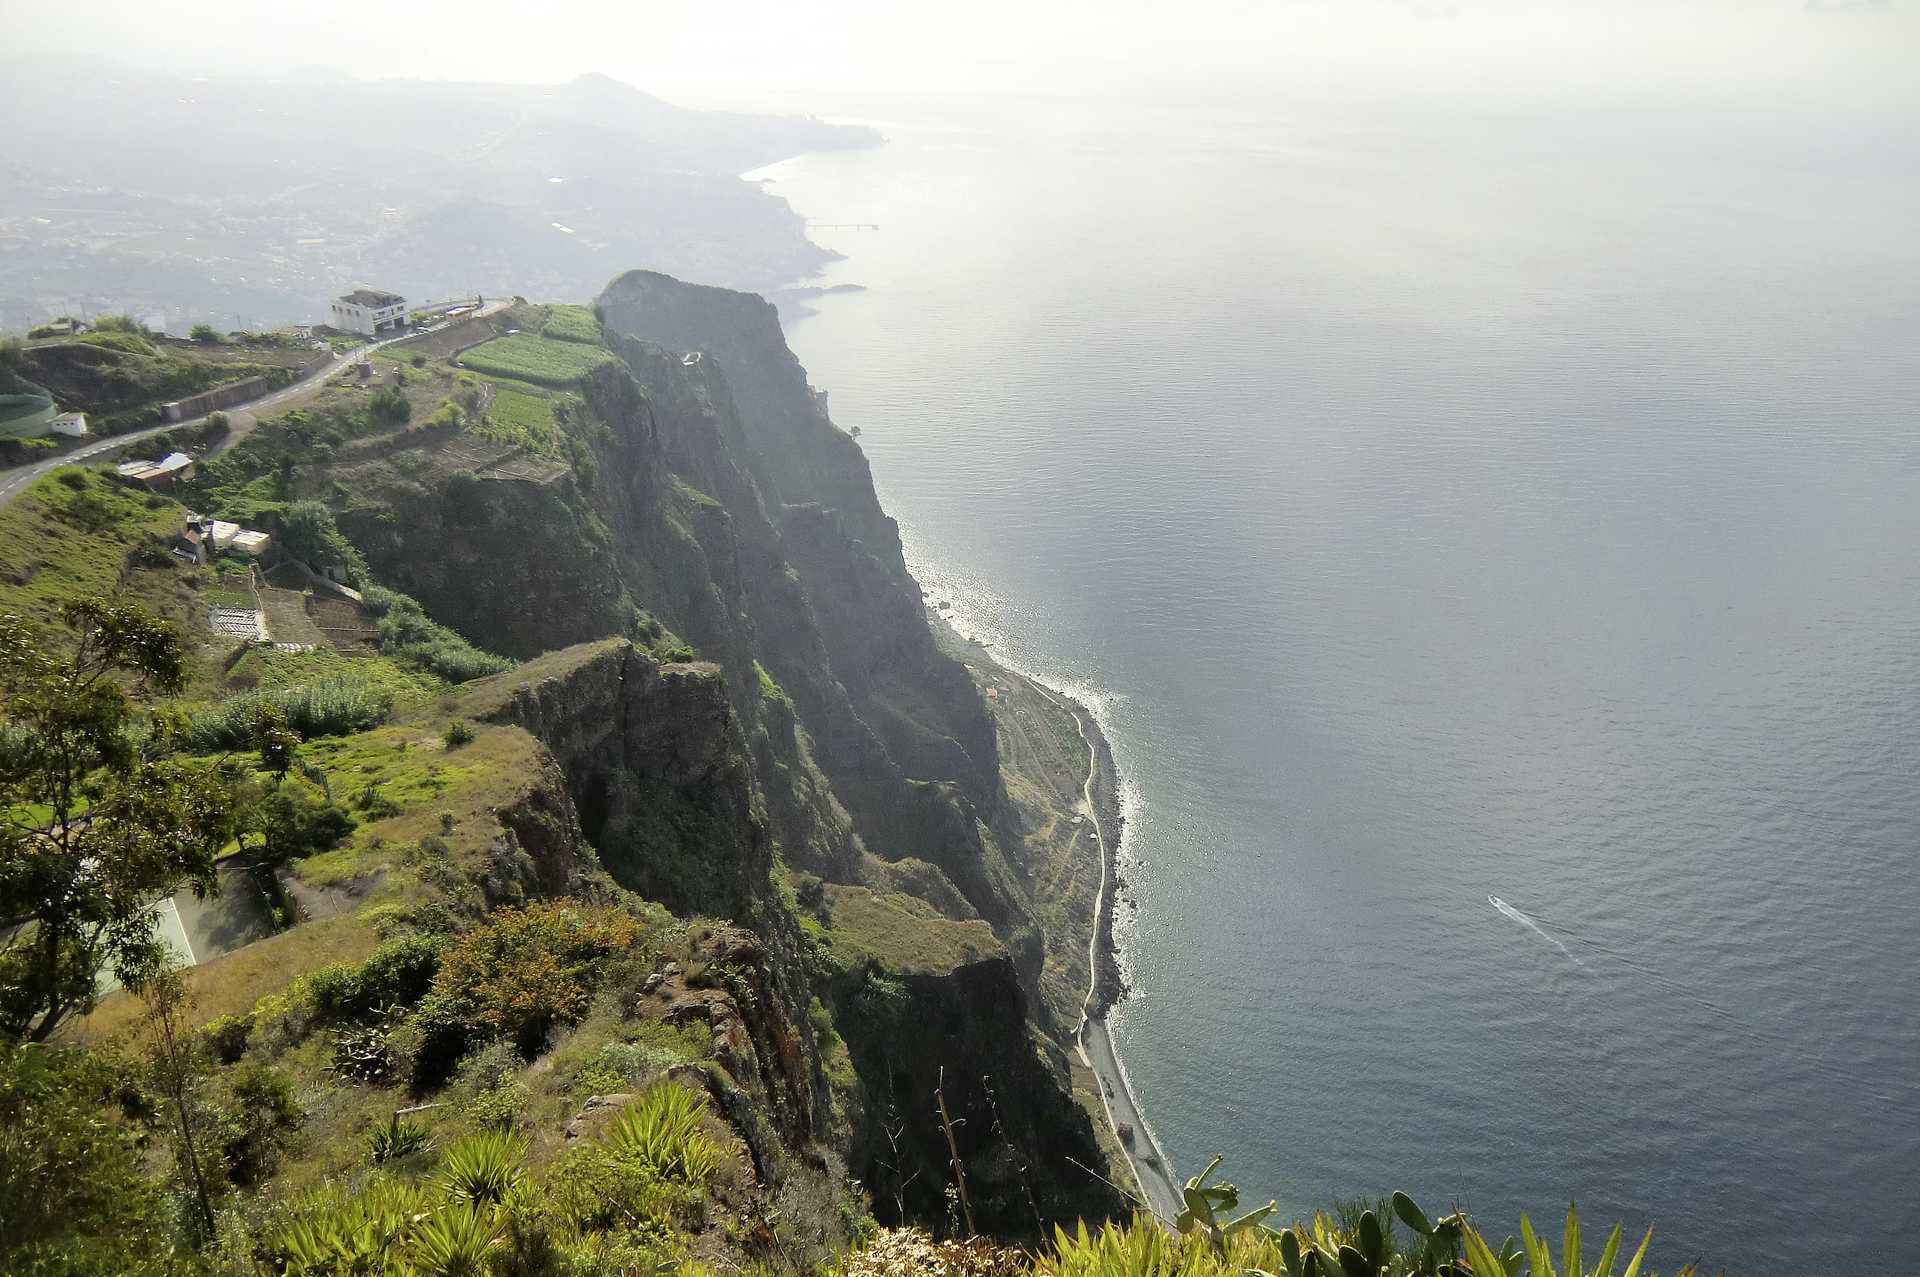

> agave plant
[1510,1202,1661,1277]
[436,1129,527,1207]
[604,1083,721,1184]
[408,1201,505,1277]
[369,1114,432,1165]
[1175,1156,1277,1253]
[273,1179,432,1275]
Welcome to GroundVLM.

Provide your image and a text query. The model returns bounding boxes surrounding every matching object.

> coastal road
[1082,1014,1184,1222]
[0,300,509,512]
[1021,671,1188,1223]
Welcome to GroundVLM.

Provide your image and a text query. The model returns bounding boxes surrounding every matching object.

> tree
[130,963,219,1240]
[0,1039,189,1275]
[0,600,236,1042]
[367,384,411,427]
[278,500,359,577]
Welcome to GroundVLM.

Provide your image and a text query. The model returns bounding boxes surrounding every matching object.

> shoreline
[995,664,1184,1222]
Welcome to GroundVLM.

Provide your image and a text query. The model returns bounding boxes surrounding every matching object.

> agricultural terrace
[459,332,614,388]
[540,303,604,345]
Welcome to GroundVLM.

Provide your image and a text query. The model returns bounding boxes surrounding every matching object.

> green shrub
[443,719,475,749]
[278,500,363,579]
[570,1026,708,1095]
[361,585,513,683]
[0,1041,178,1273]
[367,385,411,427]
[309,934,443,1022]
[239,783,356,862]
[450,1040,530,1130]
[182,678,395,749]
[201,1012,254,1064]
[430,903,644,1057]
[219,1064,304,1187]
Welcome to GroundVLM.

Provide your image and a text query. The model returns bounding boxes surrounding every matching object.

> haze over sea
[751,89,1920,1272]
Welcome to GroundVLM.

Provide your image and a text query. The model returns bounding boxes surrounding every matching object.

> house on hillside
[116,451,196,489]
[180,515,271,563]
[329,288,408,336]
[48,412,88,438]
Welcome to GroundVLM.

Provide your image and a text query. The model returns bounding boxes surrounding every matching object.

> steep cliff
[596,271,1002,813]
[182,280,1121,1243]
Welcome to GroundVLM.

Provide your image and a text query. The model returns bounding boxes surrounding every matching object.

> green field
[226,647,450,708]
[540,303,603,345]
[474,385,560,455]
[459,333,613,387]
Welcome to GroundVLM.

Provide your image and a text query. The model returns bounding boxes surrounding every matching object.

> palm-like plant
[436,1129,527,1207]
[604,1083,721,1184]
[408,1202,504,1277]
[369,1114,432,1165]
[274,1179,431,1275]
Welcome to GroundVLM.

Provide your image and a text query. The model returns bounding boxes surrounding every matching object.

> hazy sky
[7,0,1916,111]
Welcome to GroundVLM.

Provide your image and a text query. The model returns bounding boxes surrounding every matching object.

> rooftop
[338,288,406,308]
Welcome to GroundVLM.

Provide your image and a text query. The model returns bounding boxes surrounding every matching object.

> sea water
[755,90,1920,1271]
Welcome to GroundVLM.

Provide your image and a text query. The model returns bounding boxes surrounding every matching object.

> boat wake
[1488,894,1583,967]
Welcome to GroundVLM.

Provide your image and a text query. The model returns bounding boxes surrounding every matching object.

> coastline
[1029,681,1184,1223]
[930,606,1183,1222]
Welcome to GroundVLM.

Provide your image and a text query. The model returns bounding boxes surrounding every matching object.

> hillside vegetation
[0,274,1709,1277]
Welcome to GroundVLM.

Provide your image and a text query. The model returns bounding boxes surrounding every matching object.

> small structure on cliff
[115,451,196,489]
[329,287,409,336]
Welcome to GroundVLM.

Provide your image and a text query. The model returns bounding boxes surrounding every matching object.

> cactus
[1175,1155,1277,1254]
[1147,1174,1684,1277]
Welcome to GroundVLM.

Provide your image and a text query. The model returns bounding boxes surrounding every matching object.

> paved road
[1082,1014,1185,1222]
[0,300,508,511]
[1021,670,1187,1223]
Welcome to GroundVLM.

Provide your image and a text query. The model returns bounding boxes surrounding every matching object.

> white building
[329,288,408,336]
[208,520,270,556]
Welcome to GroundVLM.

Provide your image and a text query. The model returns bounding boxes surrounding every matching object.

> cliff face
[835,952,1122,1236]
[306,276,1118,1239]
[458,635,1114,1227]
[470,641,766,921]
[596,271,1002,813]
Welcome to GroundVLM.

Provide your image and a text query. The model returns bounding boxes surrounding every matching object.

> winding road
[0,301,508,511]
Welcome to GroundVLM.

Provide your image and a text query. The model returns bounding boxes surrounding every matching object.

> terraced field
[459,332,614,387]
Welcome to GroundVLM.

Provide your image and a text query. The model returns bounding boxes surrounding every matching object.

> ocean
[749,89,1920,1272]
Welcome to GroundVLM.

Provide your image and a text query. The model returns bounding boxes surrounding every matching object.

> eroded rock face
[596,270,1003,823]
[833,953,1124,1238]
[339,271,1124,1240]
[475,642,764,921]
